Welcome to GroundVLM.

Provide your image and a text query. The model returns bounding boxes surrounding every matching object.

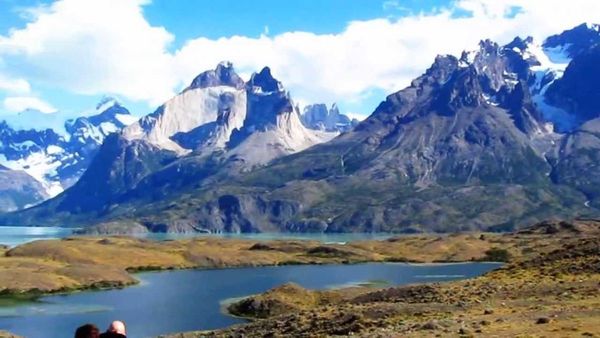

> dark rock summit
[543,23,600,59]
[545,45,600,122]
[301,103,358,132]
[189,61,245,90]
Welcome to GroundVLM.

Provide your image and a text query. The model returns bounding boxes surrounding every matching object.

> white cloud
[3,96,57,113]
[382,0,409,13]
[0,75,31,93]
[0,0,600,115]
[0,0,176,106]
[172,0,600,109]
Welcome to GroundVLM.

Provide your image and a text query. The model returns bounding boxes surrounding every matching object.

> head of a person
[75,324,100,338]
[107,320,126,336]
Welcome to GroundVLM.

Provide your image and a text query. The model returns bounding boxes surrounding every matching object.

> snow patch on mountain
[115,113,139,126]
[514,39,575,132]
[0,152,64,196]
[0,98,137,199]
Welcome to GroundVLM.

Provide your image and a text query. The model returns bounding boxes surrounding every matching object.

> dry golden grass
[0,234,499,295]
[0,233,508,295]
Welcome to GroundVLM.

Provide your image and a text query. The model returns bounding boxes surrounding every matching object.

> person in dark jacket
[99,320,127,338]
[74,324,100,338]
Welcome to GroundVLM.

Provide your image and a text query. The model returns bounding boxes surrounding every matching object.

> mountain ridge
[0,98,137,211]
[2,24,600,232]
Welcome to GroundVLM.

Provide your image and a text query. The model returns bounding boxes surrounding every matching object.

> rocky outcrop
[301,103,358,132]
[0,165,48,212]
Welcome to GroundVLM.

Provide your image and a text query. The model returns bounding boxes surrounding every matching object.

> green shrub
[483,248,511,262]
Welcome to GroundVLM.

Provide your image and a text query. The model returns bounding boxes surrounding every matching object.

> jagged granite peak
[543,23,600,59]
[124,63,248,154]
[11,63,336,220]
[453,35,578,134]
[227,67,335,165]
[301,103,357,132]
[122,63,331,159]
[247,67,283,93]
[188,61,245,90]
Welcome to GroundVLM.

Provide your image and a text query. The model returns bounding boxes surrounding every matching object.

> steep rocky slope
[0,165,47,212]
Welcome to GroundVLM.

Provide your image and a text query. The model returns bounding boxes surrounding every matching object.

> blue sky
[0,0,599,120]
[143,0,452,47]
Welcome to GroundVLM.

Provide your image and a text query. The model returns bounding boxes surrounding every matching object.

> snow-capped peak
[585,22,600,32]
[0,98,135,199]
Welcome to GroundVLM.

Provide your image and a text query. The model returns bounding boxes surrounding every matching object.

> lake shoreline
[0,219,591,298]
[0,231,518,298]
[0,262,502,338]
[1,219,599,337]
[164,221,600,337]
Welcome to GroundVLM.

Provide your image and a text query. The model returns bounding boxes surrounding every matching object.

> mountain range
[0,98,138,211]
[0,81,353,213]
[1,23,599,233]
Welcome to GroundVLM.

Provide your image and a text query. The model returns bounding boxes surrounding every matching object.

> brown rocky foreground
[159,219,600,337]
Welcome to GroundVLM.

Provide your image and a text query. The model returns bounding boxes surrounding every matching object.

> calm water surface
[0,226,74,247]
[0,226,393,247]
[0,263,501,338]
